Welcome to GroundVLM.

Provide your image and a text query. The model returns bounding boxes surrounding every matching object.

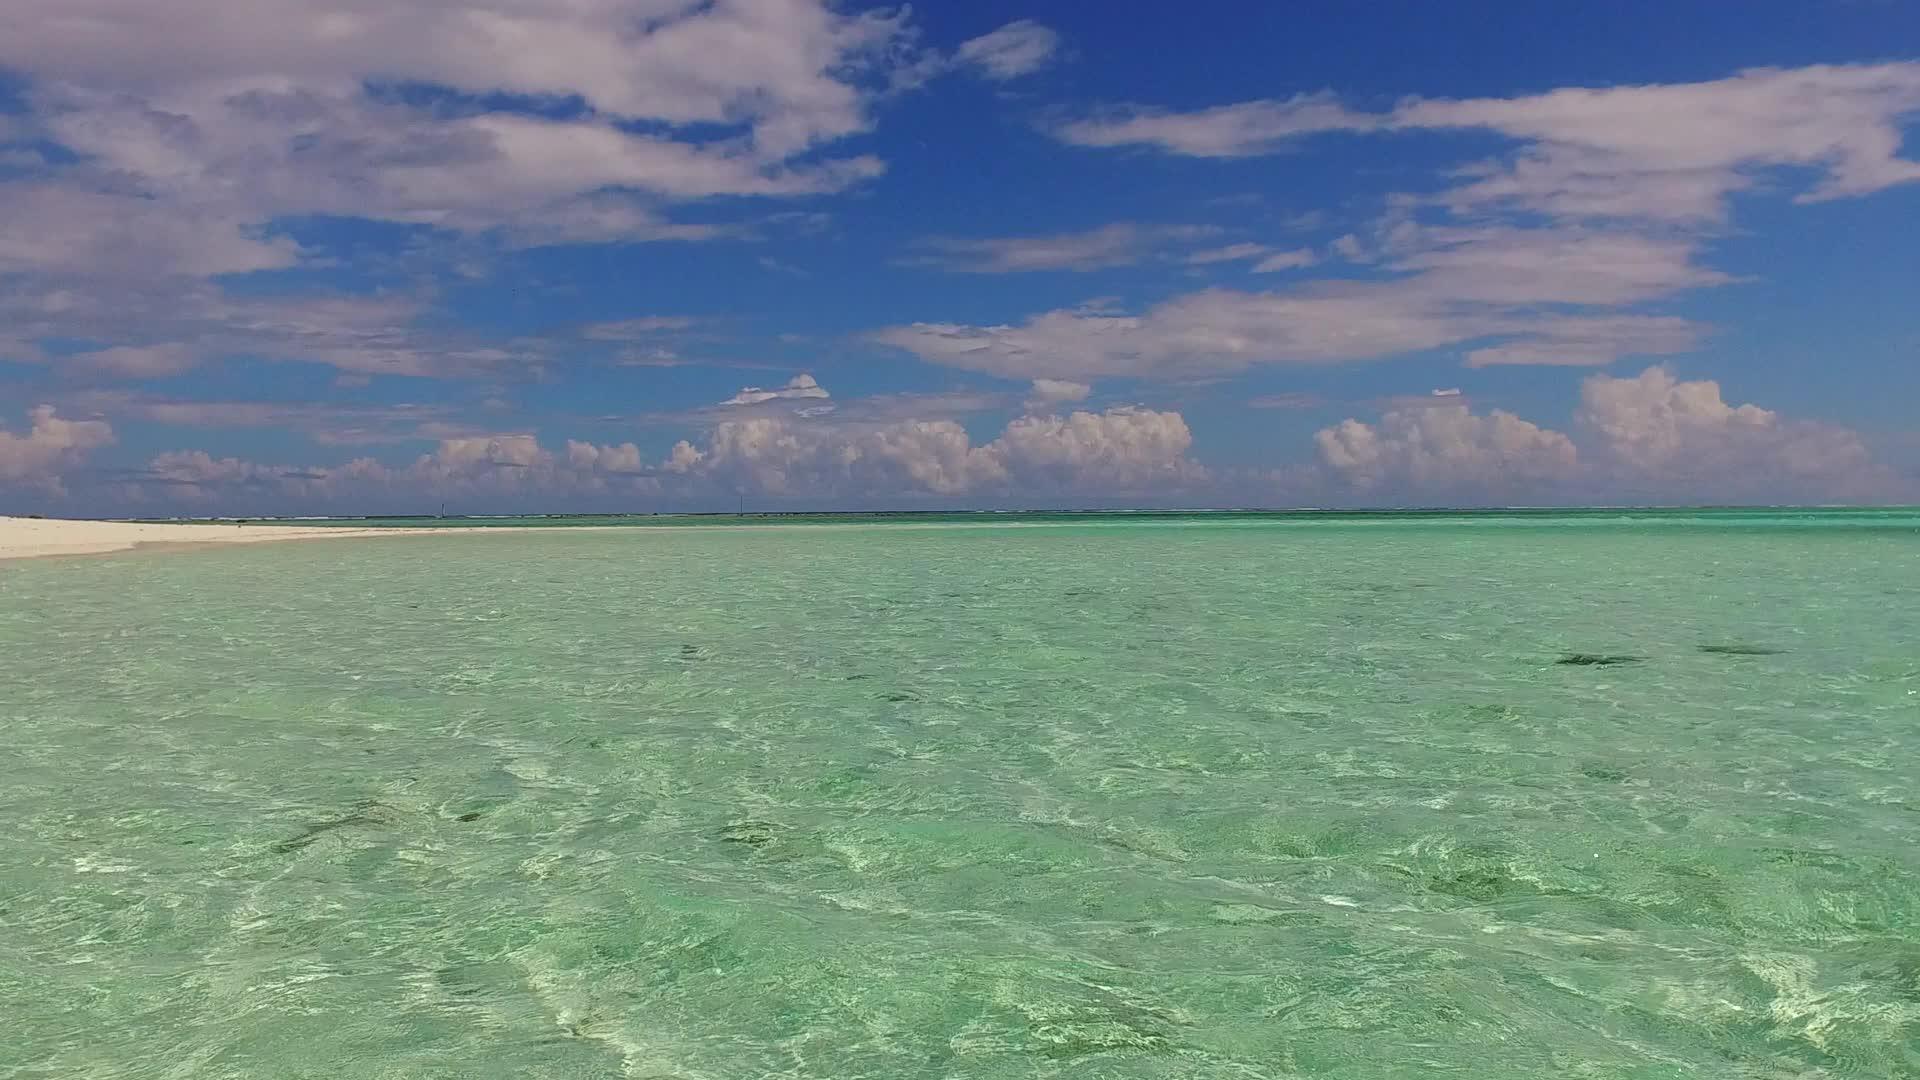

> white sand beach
[0,516,464,562]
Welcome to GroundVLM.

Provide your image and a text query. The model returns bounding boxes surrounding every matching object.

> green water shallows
[2,510,1917,1079]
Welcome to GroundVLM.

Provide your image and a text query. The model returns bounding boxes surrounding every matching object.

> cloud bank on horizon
[1,1,1915,510]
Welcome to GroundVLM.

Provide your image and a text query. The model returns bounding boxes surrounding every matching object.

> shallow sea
[3,510,1918,1078]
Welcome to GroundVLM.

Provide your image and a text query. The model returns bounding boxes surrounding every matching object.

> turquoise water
[3,511,1918,1078]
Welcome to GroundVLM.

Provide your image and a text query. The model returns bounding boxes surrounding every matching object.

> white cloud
[956,20,1059,81]
[1055,94,1377,157]
[566,440,644,474]
[906,223,1217,273]
[720,373,830,407]
[1025,379,1091,410]
[581,316,700,340]
[1249,248,1318,273]
[1464,315,1702,369]
[1043,69,1917,393]
[45,370,1905,507]
[0,405,115,490]
[1185,243,1271,265]
[876,211,1734,380]
[61,343,201,378]
[0,186,301,279]
[63,392,453,439]
[1248,392,1322,410]
[27,90,882,242]
[1313,368,1890,501]
[1315,405,1578,493]
[1576,367,1876,493]
[697,405,1201,496]
[1,283,538,380]
[140,431,662,503]
[1384,225,1730,305]
[1055,63,1920,221]
[121,403,1204,505]
[699,415,1001,495]
[870,287,1475,379]
[872,233,1712,381]
[991,408,1204,491]
[0,0,922,282]
[3,0,913,156]
[1399,64,1920,220]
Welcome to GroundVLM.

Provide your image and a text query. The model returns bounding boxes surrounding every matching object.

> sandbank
[0,515,498,562]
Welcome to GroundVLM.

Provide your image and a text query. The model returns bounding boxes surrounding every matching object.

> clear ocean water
[3,510,1918,1078]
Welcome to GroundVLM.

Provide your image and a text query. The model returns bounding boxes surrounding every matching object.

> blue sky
[1,0,1918,512]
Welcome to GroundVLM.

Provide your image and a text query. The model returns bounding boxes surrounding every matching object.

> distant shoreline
[6,506,1912,561]
[113,504,1908,526]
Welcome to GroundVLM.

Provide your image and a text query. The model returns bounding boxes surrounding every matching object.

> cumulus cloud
[990,408,1204,491]
[119,403,1204,508]
[139,432,661,504]
[0,405,115,490]
[1314,368,1890,502]
[1576,367,1876,495]
[566,440,645,474]
[1315,405,1578,493]
[696,405,1200,496]
[956,20,1060,81]
[40,370,1902,509]
[699,416,1001,495]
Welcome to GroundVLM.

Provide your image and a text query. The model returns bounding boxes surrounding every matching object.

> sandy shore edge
[0,516,524,562]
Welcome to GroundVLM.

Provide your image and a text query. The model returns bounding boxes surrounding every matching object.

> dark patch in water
[678,644,707,660]
[456,811,483,822]
[1557,653,1644,666]
[720,820,783,847]
[271,800,396,854]
[1697,644,1785,656]
[880,691,920,702]
[1580,764,1630,782]
[1887,956,1920,1003]
[1760,847,1853,872]
[1429,868,1510,900]
[844,673,872,680]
